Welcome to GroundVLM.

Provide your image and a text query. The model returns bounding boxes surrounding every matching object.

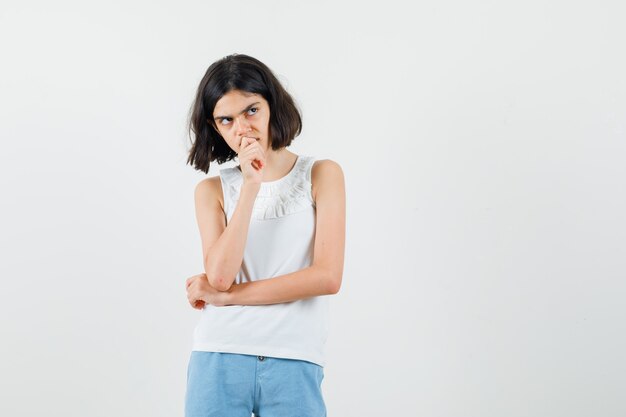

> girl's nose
[234,116,251,135]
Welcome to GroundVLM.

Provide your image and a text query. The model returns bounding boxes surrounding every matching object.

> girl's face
[211,89,271,153]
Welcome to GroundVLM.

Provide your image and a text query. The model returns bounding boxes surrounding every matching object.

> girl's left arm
[225,159,346,306]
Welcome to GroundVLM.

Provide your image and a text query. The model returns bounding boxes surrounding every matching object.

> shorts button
[258,356,265,361]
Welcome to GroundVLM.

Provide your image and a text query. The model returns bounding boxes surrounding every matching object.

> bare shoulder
[311,159,345,202]
[194,175,224,211]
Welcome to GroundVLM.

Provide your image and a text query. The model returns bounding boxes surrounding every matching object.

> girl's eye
[217,108,258,126]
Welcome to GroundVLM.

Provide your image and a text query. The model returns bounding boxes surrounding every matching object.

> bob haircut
[186,53,303,174]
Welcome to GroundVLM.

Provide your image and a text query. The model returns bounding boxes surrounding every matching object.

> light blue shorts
[185,351,326,417]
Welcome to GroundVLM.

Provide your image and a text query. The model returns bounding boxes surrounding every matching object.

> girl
[183,53,346,417]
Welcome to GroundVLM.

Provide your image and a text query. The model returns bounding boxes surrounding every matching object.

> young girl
[183,53,345,417]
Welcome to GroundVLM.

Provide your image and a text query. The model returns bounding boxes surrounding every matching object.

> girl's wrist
[241,182,261,194]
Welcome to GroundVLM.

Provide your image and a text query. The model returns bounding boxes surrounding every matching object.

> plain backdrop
[1,1,625,416]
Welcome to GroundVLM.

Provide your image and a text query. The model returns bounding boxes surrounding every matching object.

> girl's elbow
[205,264,235,292]
[327,273,342,295]
[207,274,233,292]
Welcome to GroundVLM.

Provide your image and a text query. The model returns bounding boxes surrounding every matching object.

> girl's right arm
[195,136,265,292]
[194,179,260,292]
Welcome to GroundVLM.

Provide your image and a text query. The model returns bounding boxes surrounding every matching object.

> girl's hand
[186,273,230,308]
[238,136,265,184]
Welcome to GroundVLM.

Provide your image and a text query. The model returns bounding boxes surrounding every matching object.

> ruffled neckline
[220,155,316,220]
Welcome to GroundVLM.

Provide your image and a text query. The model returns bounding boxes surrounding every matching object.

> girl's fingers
[241,142,262,156]
[242,148,265,165]
[186,275,207,309]
[240,136,256,151]
[242,137,263,152]
[238,137,265,178]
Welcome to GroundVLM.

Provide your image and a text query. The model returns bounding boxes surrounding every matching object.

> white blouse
[191,154,330,367]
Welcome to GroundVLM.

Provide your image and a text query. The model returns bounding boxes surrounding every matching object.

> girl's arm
[195,178,259,291]
[225,159,346,305]
[225,266,335,305]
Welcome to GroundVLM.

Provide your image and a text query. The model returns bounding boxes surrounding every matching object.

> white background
[1,1,625,416]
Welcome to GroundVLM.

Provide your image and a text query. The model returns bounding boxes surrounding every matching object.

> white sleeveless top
[191,154,330,367]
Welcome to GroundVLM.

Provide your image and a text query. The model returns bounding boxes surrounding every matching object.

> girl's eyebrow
[214,102,261,120]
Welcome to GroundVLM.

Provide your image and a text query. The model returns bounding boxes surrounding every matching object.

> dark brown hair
[186,53,303,174]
